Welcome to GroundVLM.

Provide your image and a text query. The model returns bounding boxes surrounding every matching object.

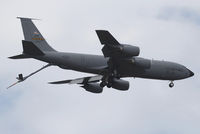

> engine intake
[120,44,140,57]
[82,83,103,93]
[102,44,140,58]
[112,78,129,91]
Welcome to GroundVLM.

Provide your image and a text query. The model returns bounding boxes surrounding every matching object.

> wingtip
[48,82,54,84]
[8,56,13,59]
[48,81,60,84]
[48,82,63,84]
[8,56,18,59]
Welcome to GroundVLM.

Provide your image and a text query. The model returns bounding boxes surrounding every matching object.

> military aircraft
[8,17,194,93]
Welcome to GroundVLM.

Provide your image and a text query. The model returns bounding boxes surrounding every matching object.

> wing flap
[49,75,103,85]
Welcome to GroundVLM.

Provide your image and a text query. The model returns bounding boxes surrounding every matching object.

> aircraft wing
[96,30,120,46]
[95,30,124,58]
[49,75,103,84]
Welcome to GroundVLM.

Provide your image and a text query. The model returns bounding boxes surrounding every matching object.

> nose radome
[187,68,194,77]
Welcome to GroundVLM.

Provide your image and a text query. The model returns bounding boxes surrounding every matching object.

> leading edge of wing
[49,75,103,85]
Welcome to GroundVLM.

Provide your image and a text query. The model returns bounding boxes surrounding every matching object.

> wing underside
[49,75,104,93]
[49,75,103,85]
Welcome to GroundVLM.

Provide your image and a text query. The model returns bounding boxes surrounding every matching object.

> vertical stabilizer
[17,17,55,52]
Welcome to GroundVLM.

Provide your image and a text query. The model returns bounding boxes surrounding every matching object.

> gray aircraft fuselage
[34,51,194,81]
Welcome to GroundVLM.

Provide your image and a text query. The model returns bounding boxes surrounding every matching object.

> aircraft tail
[18,17,55,52]
[9,17,56,59]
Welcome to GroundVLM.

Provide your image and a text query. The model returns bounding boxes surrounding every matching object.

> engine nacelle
[82,83,103,93]
[112,78,129,91]
[102,44,140,58]
[120,44,140,57]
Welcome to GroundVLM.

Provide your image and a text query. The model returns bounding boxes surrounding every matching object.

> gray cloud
[158,7,200,25]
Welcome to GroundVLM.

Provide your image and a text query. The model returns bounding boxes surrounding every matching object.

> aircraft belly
[134,60,186,80]
[134,60,170,80]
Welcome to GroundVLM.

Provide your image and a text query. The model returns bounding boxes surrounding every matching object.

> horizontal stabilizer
[9,54,31,59]
[22,40,44,55]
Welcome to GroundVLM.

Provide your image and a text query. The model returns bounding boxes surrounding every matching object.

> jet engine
[119,44,140,57]
[82,83,103,93]
[102,44,140,58]
[111,78,129,91]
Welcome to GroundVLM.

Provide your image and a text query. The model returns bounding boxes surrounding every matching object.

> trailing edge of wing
[49,75,103,85]
[96,30,120,45]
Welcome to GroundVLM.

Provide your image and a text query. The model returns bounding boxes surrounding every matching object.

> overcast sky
[0,0,200,134]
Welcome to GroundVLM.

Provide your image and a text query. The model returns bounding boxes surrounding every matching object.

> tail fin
[17,17,55,52]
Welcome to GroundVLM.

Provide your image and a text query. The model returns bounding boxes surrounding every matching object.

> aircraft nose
[187,68,194,77]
